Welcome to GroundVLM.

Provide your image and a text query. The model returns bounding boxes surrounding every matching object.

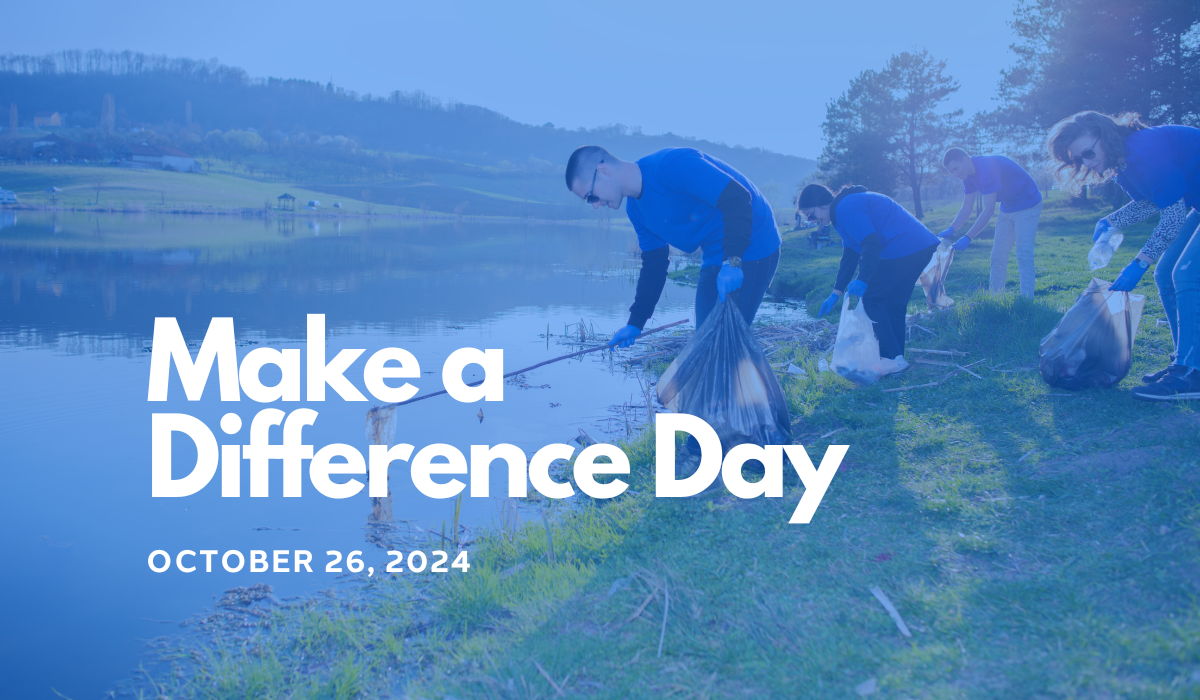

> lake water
[0,211,802,699]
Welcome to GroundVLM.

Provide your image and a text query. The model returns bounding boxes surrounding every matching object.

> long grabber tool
[367,318,690,414]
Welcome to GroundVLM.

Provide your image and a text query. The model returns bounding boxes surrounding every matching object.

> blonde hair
[1046,110,1147,196]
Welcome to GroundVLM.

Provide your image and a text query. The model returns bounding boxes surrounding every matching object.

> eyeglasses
[585,160,604,204]
[1073,136,1101,164]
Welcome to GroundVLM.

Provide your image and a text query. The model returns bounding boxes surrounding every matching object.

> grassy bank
[0,163,598,220]
[139,193,1199,698]
[0,164,411,215]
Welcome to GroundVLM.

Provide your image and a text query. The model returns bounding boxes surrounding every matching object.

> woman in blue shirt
[1047,110,1200,401]
[799,184,940,376]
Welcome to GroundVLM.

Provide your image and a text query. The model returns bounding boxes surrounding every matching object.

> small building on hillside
[33,133,68,150]
[159,146,198,172]
[117,143,199,172]
[276,193,296,211]
[33,112,63,128]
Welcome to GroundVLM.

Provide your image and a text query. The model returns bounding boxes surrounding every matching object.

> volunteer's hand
[953,236,972,251]
[1109,259,1148,292]
[716,262,744,302]
[938,227,955,239]
[846,279,867,297]
[817,292,840,317]
[608,324,640,348]
[1093,218,1111,243]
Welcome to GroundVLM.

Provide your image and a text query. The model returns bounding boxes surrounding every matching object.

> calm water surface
[0,211,802,699]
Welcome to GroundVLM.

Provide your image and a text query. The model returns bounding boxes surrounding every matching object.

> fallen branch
[881,370,959,394]
[870,586,912,637]
[906,348,968,356]
[820,427,848,439]
[914,358,956,368]
[622,583,660,626]
[533,660,565,696]
[954,363,983,380]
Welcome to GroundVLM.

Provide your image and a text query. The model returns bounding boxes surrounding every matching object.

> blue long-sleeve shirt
[832,192,939,290]
[624,148,781,328]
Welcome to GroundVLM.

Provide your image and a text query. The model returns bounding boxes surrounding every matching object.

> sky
[4,0,1021,159]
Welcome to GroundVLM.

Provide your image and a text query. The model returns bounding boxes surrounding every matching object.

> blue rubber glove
[938,227,955,239]
[846,279,867,297]
[1109,259,1148,292]
[608,324,640,348]
[817,292,840,317]
[1093,218,1111,243]
[953,236,971,251]
[716,262,744,302]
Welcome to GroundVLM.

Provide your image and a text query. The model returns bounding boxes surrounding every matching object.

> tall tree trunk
[910,163,924,219]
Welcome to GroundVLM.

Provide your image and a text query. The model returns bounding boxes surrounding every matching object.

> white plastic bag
[831,295,882,386]
[918,245,955,309]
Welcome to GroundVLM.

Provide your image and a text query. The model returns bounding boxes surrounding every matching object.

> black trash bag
[657,299,792,449]
[1038,277,1146,390]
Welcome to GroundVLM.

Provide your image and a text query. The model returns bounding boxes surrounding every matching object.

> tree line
[817,0,1200,216]
[0,50,815,191]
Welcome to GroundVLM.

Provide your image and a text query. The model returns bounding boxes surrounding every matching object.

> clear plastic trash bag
[831,294,882,386]
[1038,277,1145,390]
[918,243,955,309]
[657,299,791,449]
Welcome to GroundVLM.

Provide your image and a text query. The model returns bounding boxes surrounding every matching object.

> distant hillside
[0,50,816,192]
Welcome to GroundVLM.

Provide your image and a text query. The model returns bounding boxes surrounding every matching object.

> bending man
[565,146,782,347]
[941,148,1043,298]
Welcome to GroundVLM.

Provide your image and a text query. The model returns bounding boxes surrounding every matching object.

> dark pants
[863,244,936,359]
[694,248,780,329]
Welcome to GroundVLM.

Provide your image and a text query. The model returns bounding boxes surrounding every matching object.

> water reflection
[2,211,743,700]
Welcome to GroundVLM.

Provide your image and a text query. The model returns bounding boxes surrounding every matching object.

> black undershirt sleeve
[834,246,861,292]
[856,233,884,284]
[626,245,670,330]
[715,180,754,260]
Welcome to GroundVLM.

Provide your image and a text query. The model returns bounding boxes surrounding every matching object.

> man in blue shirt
[940,149,1044,298]
[565,146,782,348]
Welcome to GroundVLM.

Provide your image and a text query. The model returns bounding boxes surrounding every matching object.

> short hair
[797,183,835,209]
[942,148,970,167]
[1046,110,1147,196]
[565,145,615,191]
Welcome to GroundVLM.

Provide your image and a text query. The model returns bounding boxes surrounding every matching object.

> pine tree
[996,0,1200,136]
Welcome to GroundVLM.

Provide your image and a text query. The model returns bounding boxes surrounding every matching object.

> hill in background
[0,50,816,217]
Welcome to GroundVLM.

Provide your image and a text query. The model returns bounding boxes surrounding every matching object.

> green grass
[0,164,409,215]
[137,191,1200,698]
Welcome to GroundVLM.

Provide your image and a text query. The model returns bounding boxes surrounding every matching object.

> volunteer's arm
[626,245,670,330]
[833,245,861,293]
[715,180,753,260]
[961,192,998,240]
[944,191,975,235]
[1107,199,1184,263]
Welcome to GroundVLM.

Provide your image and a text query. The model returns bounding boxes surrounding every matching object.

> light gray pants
[991,202,1042,298]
